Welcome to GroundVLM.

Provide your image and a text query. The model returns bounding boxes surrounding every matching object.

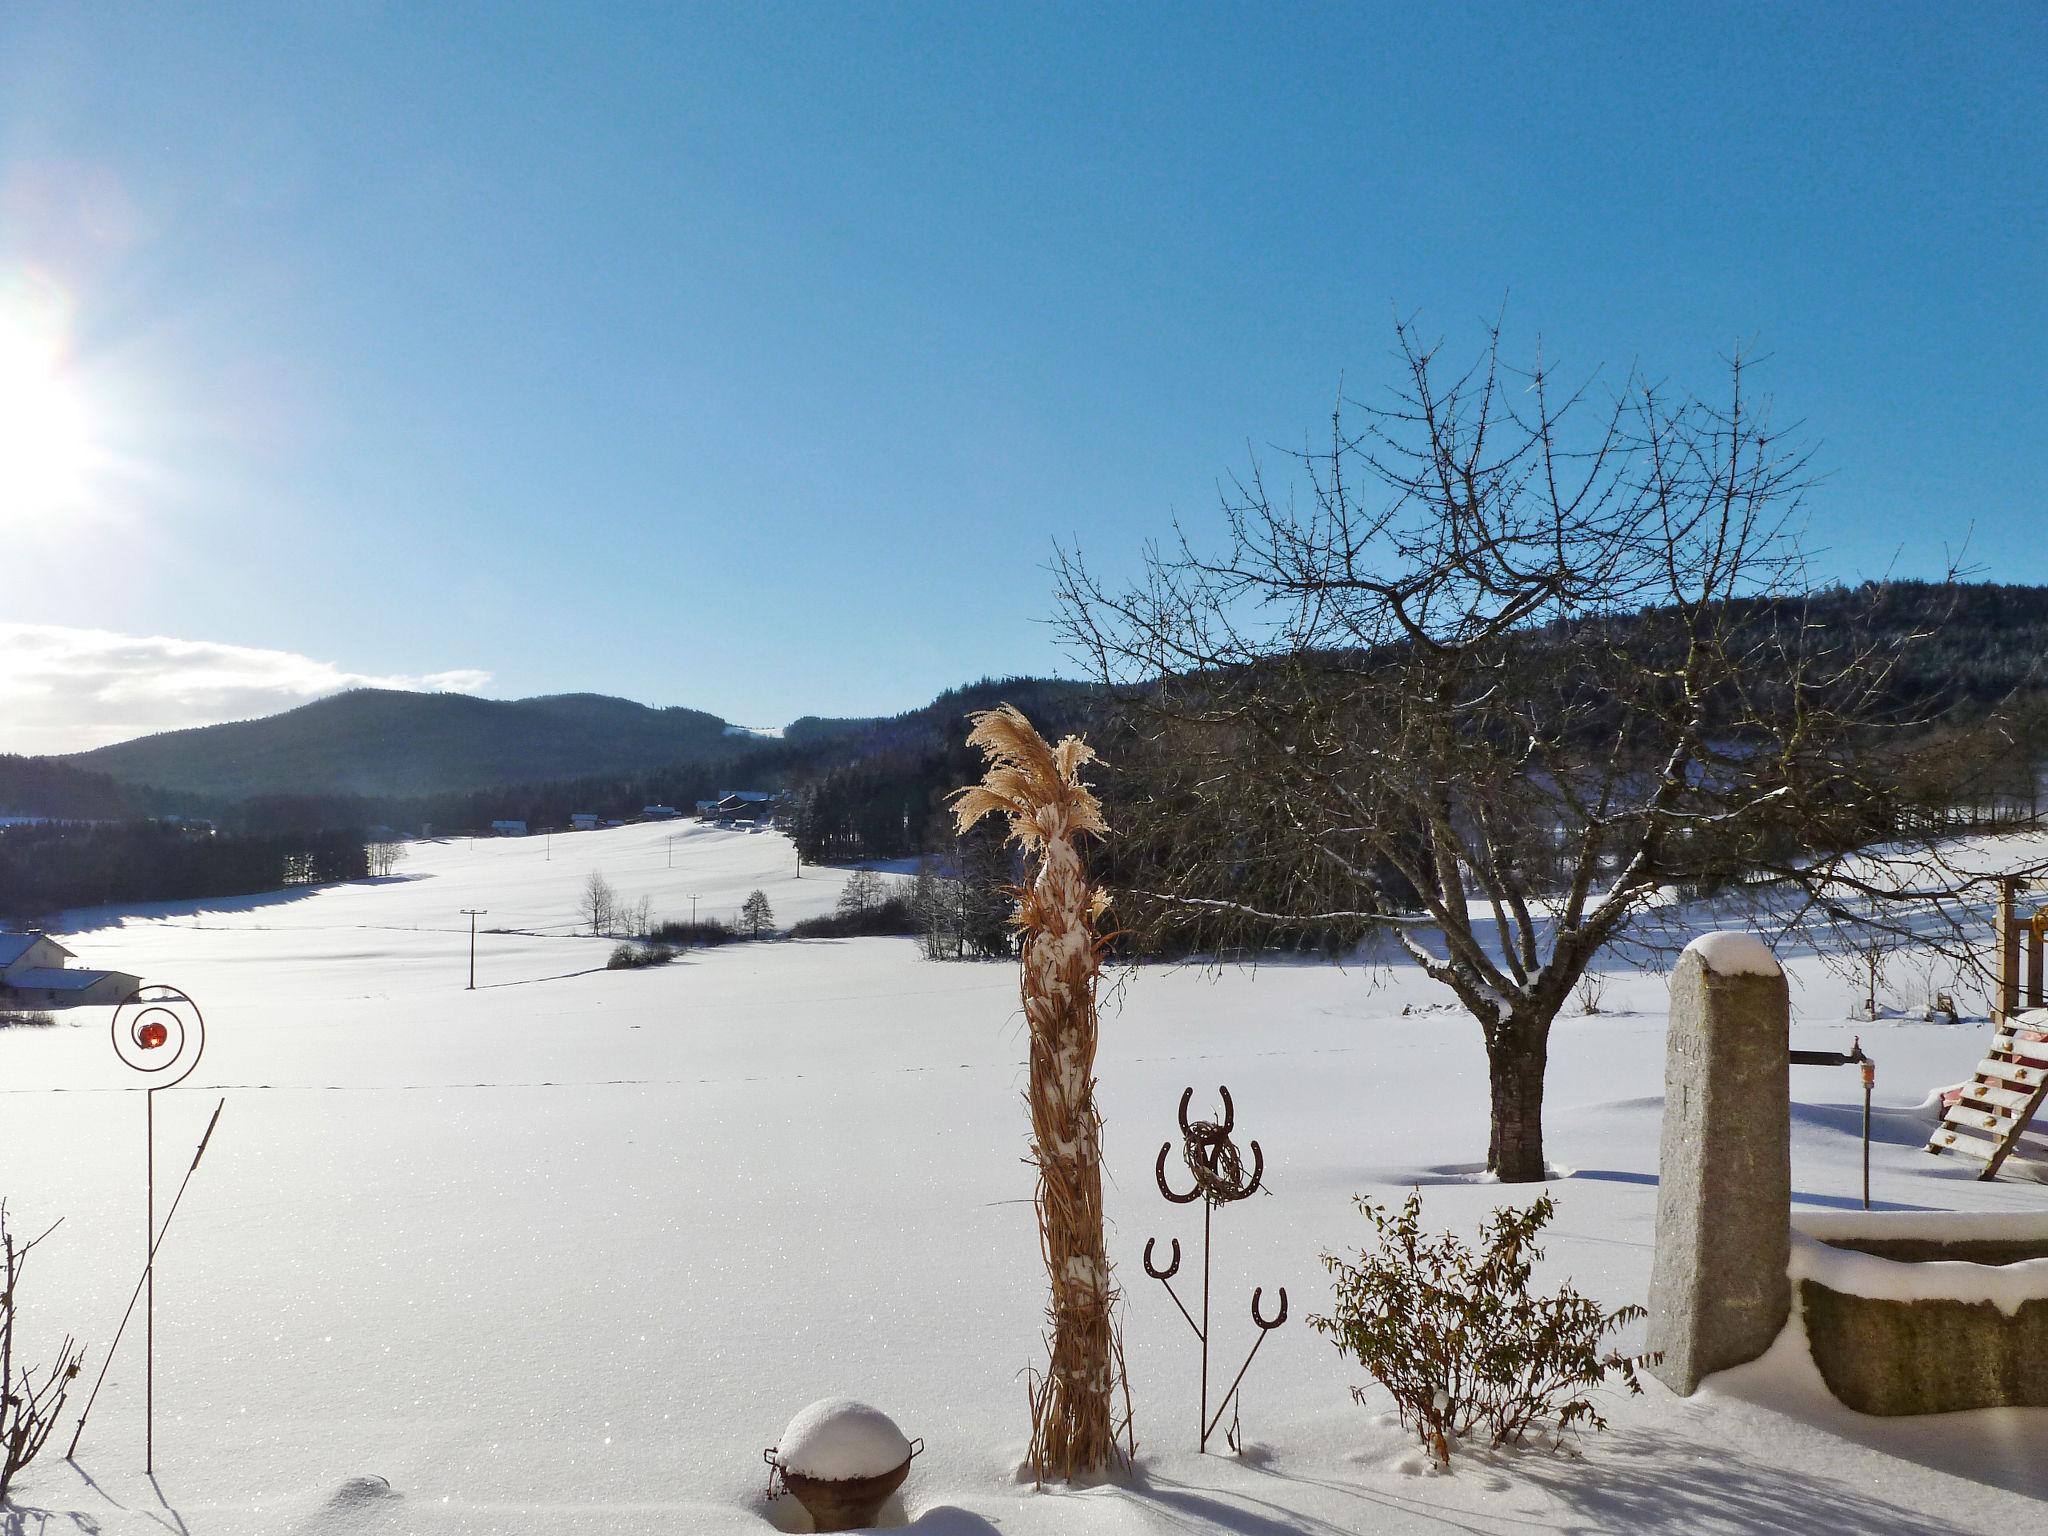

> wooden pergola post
[1995,878,2021,1024]
[2029,912,2046,1014]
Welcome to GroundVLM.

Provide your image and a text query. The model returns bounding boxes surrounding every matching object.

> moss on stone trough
[1792,1214,2048,1417]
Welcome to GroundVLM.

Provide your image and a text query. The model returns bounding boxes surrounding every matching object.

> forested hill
[9,676,1099,837]
[56,689,741,800]
[0,754,156,821]
[1731,581,2048,706]
[16,580,2048,830]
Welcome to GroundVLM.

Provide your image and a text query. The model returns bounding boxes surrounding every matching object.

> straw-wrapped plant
[952,704,1131,1482]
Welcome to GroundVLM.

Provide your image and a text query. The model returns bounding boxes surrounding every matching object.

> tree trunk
[1486,1026,1549,1182]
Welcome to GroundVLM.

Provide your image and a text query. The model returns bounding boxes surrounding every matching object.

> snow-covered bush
[606,942,673,969]
[1311,1192,1652,1470]
[0,1010,55,1029]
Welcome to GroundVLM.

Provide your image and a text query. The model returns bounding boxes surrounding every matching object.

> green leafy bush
[1310,1191,1652,1469]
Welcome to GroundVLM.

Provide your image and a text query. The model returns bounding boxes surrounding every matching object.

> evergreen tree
[740,889,775,937]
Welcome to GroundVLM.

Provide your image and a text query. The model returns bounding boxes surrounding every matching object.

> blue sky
[2,2,2042,749]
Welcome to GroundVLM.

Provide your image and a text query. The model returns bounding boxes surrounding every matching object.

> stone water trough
[1791,1210,2048,1416]
[1648,933,2048,1419]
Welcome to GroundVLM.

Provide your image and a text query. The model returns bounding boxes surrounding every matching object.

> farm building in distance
[0,932,142,1009]
[489,820,528,836]
[700,790,779,825]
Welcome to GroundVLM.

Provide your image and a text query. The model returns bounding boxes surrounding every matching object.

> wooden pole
[1995,878,2021,1023]
[2028,911,2045,1013]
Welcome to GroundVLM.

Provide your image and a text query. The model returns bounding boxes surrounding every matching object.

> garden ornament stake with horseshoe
[1142,1085,1287,1453]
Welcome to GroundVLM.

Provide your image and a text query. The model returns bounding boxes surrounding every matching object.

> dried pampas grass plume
[952,704,1130,1482]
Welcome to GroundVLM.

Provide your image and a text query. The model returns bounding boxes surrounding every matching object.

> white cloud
[0,623,490,755]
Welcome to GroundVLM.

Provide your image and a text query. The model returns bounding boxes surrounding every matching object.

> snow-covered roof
[3,966,135,992]
[0,933,71,967]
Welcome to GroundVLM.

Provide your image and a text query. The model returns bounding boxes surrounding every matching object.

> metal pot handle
[909,1437,926,1459]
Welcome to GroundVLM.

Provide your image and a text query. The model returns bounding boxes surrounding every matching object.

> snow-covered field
[2,821,2044,1534]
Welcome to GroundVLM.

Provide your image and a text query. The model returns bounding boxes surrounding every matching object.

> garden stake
[99,987,207,1471]
[67,1096,224,1463]
[1142,1086,1287,1452]
[1789,1038,1875,1209]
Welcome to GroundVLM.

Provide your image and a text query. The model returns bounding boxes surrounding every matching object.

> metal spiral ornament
[111,986,206,1085]
[108,983,208,1473]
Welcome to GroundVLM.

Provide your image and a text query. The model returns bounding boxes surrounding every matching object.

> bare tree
[910,857,959,960]
[366,840,408,879]
[580,871,617,937]
[1,1204,85,1505]
[1844,929,1902,1020]
[908,831,1015,962]
[1058,317,2030,1181]
[837,867,887,916]
[740,889,774,937]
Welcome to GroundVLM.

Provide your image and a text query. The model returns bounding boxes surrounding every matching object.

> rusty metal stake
[100,987,207,1472]
[1142,1086,1287,1453]
[67,1098,224,1462]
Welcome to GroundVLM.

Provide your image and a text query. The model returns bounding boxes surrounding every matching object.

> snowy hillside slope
[0,821,2042,1533]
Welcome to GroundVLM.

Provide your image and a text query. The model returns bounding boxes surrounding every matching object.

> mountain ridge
[57,687,743,800]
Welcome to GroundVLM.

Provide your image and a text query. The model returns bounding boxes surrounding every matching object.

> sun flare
[0,271,97,524]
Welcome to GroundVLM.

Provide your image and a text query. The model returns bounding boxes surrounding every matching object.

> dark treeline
[0,822,369,922]
[785,678,1098,863]
[792,583,2048,958]
[0,755,171,821]
[185,677,1102,846]
[6,585,2048,929]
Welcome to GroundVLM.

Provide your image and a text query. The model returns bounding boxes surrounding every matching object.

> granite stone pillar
[1648,932,1792,1395]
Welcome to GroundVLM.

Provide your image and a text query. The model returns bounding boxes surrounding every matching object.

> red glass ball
[138,1021,169,1050]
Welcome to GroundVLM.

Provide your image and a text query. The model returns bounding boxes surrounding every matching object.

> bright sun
[0,273,96,524]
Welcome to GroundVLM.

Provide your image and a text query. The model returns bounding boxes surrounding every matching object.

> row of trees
[579,871,776,940]
[0,822,372,922]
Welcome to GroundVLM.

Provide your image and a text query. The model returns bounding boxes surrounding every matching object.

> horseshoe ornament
[1140,1085,1288,1454]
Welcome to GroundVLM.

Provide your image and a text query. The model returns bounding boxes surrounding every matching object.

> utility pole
[688,893,700,928]
[461,909,488,990]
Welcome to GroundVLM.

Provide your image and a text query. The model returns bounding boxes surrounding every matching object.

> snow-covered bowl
[764,1398,922,1532]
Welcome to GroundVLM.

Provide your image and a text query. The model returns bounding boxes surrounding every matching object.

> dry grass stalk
[952,704,1130,1483]
[1,1203,84,1504]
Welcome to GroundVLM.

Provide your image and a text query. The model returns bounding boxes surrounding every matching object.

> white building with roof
[0,933,142,1009]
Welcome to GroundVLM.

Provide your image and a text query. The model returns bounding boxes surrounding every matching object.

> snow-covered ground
[1,820,2043,1534]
